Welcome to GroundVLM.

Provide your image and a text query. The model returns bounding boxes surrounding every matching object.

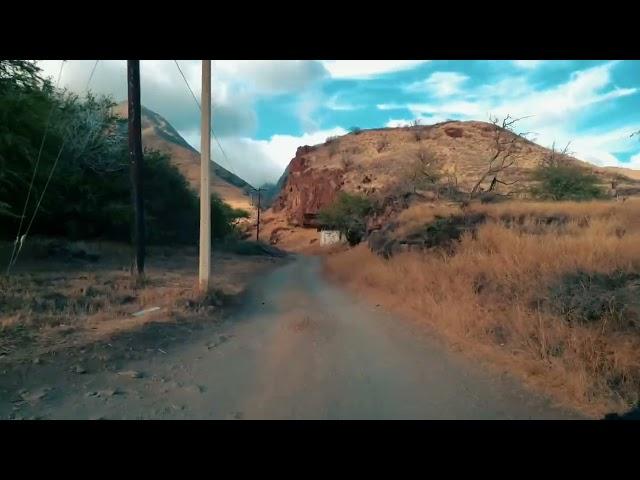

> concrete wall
[320,230,344,246]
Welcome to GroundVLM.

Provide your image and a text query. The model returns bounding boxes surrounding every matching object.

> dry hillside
[112,102,253,212]
[271,121,640,228]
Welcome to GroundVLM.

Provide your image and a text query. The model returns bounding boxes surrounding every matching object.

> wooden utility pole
[199,60,212,291]
[127,60,145,277]
[256,188,261,242]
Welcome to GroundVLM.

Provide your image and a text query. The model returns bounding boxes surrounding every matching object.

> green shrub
[532,165,604,201]
[318,192,374,245]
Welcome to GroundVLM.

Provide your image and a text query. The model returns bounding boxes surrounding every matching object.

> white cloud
[36,60,337,183]
[472,76,531,99]
[513,60,545,69]
[214,60,327,94]
[389,62,637,133]
[38,60,259,137]
[564,126,640,169]
[181,127,348,186]
[489,63,637,129]
[407,71,469,97]
[321,60,429,79]
[326,94,361,111]
[408,101,484,118]
[386,115,448,128]
[380,62,640,171]
[36,60,329,139]
[296,89,325,133]
[377,103,406,111]
[627,153,640,169]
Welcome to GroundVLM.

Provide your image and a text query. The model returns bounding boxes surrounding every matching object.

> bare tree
[444,164,459,198]
[539,141,572,169]
[403,148,442,195]
[410,119,424,142]
[468,115,531,200]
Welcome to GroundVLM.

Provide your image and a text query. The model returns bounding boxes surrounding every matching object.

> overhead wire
[173,60,257,192]
[7,60,101,272]
[6,60,66,274]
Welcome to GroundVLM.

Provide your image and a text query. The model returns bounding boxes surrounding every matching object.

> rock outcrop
[272,146,345,226]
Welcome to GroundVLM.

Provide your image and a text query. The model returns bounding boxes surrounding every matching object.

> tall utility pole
[256,188,261,242]
[127,60,145,277]
[199,60,212,291]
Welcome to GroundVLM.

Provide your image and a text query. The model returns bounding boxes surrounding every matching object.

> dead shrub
[325,136,340,156]
[376,136,390,153]
[545,271,640,331]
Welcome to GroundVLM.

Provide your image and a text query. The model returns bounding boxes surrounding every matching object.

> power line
[173,60,257,191]
[7,60,101,273]
[6,60,66,274]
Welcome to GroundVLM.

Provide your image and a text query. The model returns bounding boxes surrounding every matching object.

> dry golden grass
[325,198,640,417]
[394,203,460,238]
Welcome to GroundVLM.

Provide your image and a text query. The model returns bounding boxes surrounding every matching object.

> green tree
[532,164,604,201]
[0,60,60,218]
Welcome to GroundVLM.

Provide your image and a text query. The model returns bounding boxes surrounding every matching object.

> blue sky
[39,60,640,186]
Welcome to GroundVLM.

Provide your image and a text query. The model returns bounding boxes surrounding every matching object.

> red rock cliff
[272,146,344,226]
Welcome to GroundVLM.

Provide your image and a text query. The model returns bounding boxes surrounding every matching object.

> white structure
[320,230,345,246]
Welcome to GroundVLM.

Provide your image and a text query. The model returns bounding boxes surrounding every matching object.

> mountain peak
[112,102,254,212]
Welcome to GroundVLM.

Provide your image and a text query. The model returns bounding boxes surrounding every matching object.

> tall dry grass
[325,199,640,417]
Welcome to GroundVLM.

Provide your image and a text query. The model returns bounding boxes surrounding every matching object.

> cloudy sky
[38,60,640,187]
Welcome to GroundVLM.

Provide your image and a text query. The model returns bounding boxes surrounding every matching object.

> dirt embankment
[324,198,640,418]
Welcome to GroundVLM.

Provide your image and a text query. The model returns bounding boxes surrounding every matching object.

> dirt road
[0,256,581,419]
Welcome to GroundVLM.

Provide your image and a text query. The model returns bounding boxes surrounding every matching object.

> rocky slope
[271,121,640,227]
[112,102,253,212]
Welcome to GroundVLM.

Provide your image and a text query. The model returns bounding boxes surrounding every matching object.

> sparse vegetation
[326,199,640,417]
[349,126,362,135]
